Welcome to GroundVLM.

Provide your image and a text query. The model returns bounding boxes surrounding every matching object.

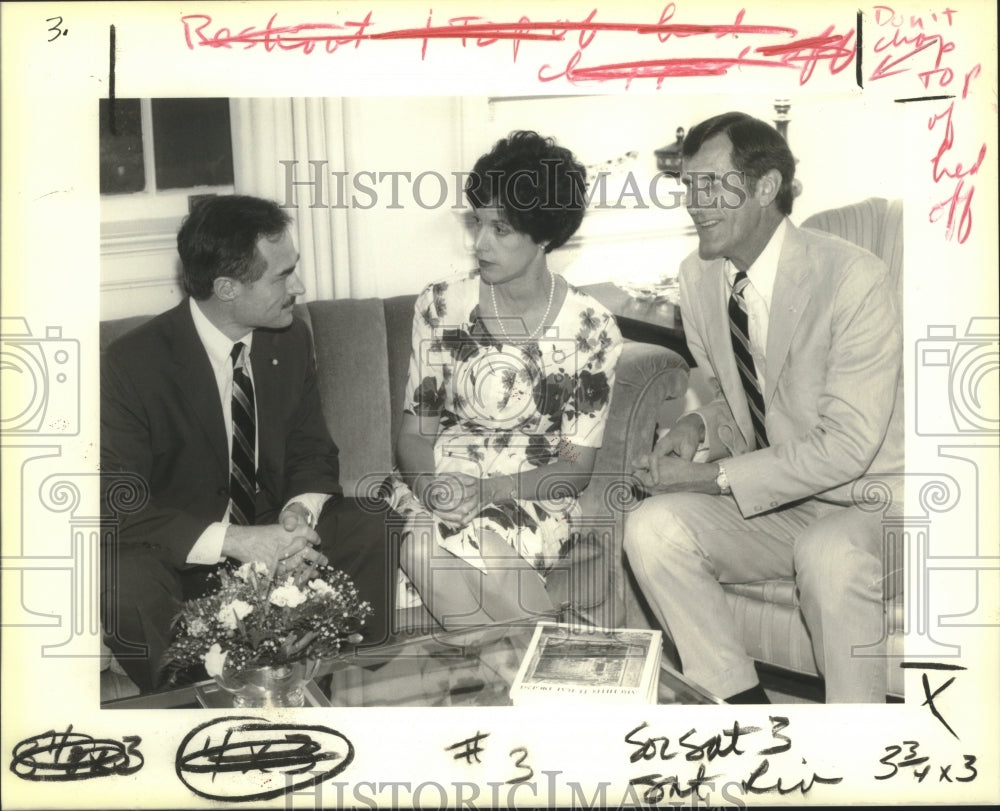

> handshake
[221,502,328,584]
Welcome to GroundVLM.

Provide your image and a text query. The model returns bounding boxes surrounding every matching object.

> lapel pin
[271,358,279,366]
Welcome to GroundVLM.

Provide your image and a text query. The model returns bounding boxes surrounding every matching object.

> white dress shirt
[186,298,329,564]
[725,217,786,397]
[680,218,788,456]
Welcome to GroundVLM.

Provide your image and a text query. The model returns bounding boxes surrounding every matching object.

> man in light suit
[624,112,903,703]
[101,195,394,692]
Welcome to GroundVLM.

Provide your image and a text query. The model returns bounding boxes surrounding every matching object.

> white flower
[269,580,307,608]
[308,578,334,595]
[234,561,268,581]
[187,618,208,637]
[204,643,227,678]
[217,599,254,630]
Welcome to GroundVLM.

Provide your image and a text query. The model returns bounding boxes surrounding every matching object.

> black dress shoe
[725,684,771,704]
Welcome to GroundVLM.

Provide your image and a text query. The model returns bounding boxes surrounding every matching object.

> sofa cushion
[305,298,395,496]
[382,295,418,456]
[723,589,820,676]
[577,340,690,518]
[723,583,905,697]
[100,314,154,351]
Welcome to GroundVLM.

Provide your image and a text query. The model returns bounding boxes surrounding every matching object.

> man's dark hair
[464,130,588,252]
[682,112,797,215]
[177,195,293,300]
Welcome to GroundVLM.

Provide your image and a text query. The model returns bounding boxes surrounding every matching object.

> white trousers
[624,493,889,703]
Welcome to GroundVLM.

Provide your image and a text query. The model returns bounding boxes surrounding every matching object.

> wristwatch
[715,463,731,495]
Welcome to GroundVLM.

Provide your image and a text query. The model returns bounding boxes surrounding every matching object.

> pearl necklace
[490,271,555,342]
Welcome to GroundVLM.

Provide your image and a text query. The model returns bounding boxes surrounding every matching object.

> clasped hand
[275,507,328,583]
[631,415,718,495]
[632,452,713,494]
[224,507,327,585]
[419,472,487,528]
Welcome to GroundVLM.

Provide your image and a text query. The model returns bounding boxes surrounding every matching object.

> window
[99,98,235,221]
[99,99,145,194]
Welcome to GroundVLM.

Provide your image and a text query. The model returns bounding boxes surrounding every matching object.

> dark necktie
[229,342,256,525]
[728,271,769,449]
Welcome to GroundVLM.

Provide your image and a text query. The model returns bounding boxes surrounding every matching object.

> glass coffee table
[102,612,722,709]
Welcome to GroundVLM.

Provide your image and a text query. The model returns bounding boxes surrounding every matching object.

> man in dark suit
[101,195,394,692]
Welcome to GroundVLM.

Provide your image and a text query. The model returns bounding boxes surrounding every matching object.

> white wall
[339,96,470,299]
[457,92,903,286]
[99,93,904,317]
[98,97,471,316]
[788,94,905,215]
[477,91,904,223]
[100,217,185,319]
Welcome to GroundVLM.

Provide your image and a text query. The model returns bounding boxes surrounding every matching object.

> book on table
[510,621,663,705]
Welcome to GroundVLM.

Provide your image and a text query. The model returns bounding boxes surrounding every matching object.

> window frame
[100,98,235,225]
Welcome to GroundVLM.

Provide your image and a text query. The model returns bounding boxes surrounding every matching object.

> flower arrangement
[161,561,373,682]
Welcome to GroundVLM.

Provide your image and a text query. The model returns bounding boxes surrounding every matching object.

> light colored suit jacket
[679,219,904,517]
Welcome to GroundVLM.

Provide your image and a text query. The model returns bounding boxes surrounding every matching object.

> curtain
[230,98,357,301]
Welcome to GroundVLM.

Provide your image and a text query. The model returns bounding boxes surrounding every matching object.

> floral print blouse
[389,273,624,576]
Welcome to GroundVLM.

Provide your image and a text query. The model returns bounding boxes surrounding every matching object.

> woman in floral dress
[389,131,623,628]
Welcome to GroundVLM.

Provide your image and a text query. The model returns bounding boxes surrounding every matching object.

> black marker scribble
[742,757,843,795]
[895,94,956,103]
[901,662,968,739]
[855,9,863,88]
[446,731,490,765]
[175,716,354,802]
[108,25,117,134]
[10,726,143,781]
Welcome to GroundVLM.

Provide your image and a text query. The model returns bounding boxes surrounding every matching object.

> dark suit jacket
[101,299,342,567]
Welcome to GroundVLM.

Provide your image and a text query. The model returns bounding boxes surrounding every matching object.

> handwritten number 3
[46,17,67,41]
[507,747,534,785]
[876,745,902,780]
[123,736,145,771]
[957,755,977,782]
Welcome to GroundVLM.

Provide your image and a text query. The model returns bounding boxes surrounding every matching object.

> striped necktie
[229,342,256,525]
[728,271,769,449]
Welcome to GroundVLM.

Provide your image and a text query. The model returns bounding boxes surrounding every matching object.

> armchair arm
[574,340,690,628]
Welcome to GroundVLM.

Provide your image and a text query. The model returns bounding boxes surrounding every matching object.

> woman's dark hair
[177,195,293,300]
[682,112,797,215]
[464,130,587,252]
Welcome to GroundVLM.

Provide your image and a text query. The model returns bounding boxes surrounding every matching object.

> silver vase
[214,659,320,708]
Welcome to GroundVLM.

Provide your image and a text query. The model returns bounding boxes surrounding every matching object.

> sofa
[99,294,691,643]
